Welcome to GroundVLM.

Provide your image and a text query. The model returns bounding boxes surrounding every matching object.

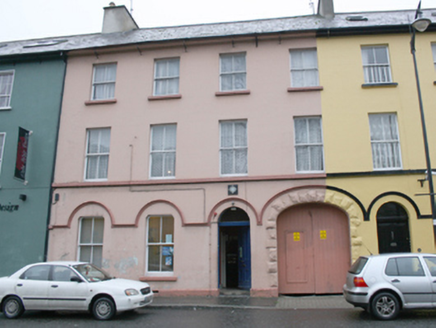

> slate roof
[0,9,434,57]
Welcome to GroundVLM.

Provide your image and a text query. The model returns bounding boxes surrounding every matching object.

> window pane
[80,219,93,243]
[151,153,164,177]
[162,217,174,243]
[93,218,104,243]
[161,247,174,271]
[148,245,161,271]
[295,119,308,144]
[79,246,92,263]
[148,217,160,243]
[164,153,176,177]
[396,257,424,276]
[235,149,248,174]
[92,246,103,268]
[221,150,234,174]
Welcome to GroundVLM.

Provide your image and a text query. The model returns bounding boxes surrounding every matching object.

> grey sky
[1,0,436,42]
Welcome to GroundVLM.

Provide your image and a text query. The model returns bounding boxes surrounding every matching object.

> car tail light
[354,277,368,287]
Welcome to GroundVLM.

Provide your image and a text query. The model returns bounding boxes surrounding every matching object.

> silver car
[343,253,436,320]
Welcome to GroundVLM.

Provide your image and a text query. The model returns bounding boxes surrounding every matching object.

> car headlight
[125,289,140,296]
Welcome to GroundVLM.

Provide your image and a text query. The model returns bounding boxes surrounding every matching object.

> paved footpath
[151,295,354,310]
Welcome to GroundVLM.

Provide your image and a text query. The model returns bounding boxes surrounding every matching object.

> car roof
[29,261,88,266]
[365,253,436,259]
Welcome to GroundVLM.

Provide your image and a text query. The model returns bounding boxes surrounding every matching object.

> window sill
[85,99,117,106]
[139,276,177,282]
[287,86,323,92]
[361,82,398,88]
[0,106,12,111]
[148,94,182,101]
[215,90,251,97]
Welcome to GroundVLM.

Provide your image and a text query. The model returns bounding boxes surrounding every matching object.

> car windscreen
[348,257,368,274]
[73,264,112,282]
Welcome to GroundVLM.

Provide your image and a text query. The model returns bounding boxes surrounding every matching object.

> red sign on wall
[15,127,30,181]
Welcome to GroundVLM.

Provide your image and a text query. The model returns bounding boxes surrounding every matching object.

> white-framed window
[78,217,104,268]
[220,53,246,91]
[0,133,5,174]
[369,113,402,170]
[220,120,248,175]
[294,117,324,172]
[150,124,176,178]
[85,128,111,181]
[289,49,319,87]
[361,46,392,84]
[91,63,117,100]
[0,70,14,109]
[147,216,174,273]
[432,43,436,70]
[153,58,180,96]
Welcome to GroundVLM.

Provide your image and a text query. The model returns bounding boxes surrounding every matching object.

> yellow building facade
[317,30,436,258]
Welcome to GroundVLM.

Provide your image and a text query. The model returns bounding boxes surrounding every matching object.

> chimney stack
[318,0,335,19]
[102,3,139,34]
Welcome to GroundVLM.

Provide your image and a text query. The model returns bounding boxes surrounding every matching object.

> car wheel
[92,297,116,320]
[2,296,24,319]
[371,292,400,320]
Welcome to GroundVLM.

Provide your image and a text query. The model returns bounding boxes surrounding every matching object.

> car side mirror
[70,276,83,283]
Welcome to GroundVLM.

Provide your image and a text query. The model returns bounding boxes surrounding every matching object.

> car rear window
[348,257,368,274]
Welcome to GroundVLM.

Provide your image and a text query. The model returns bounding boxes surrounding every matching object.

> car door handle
[51,285,59,288]
[391,279,400,283]
[17,284,23,287]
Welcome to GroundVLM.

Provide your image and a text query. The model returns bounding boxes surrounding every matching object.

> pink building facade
[48,4,354,297]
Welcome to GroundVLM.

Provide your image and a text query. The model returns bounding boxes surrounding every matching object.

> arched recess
[135,200,185,227]
[208,197,259,226]
[52,201,115,229]
[261,186,364,292]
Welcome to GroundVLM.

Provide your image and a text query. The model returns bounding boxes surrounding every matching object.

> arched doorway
[219,207,251,290]
[377,202,411,253]
[277,203,350,294]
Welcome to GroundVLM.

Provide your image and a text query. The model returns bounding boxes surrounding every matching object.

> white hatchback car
[343,253,436,320]
[0,261,153,320]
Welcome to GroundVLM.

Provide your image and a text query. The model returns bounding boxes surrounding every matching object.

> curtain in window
[362,46,392,83]
[295,117,324,172]
[369,114,401,169]
[154,59,180,96]
[86,129,111,180]
[220,54,246,91]
[92,64,116,100]
[220,121,247,175]
[0,72,14,107]
[0,133,4,166]
[290,50,319,87]
[79,217,104,267]
[151,125,177,177]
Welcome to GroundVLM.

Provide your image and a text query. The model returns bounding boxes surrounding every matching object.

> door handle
[51,285,59,288]
[391,279,400,283]
[17,284,23,287]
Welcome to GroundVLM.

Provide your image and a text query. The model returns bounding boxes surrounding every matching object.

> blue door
[238,226,251,289]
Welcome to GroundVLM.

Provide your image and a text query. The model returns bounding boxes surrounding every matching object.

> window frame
[219,53,247,92]
[149,124,177,179]
[289,49,320,87]
[77,217,104,268]
[0,70,15,109]
[368,113,402,170]
[153,58,180,96]
[91,63,117,101]
[219,120,248,176]
[146,215,175,274]
[294,116,324,173]
[361,45,393,84]
[432,43,436,71]
[84,128,111,181]
[0,132,5,174]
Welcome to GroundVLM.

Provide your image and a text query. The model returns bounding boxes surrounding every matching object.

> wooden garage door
[277,203,351,294]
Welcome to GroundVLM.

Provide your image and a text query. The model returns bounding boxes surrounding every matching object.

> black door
[377,202,411,253]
